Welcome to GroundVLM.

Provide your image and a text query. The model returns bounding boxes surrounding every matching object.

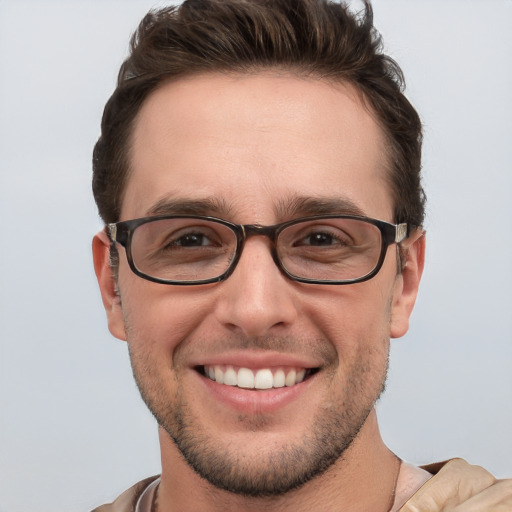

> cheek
[119,280,216,352]
[300,283,394,352]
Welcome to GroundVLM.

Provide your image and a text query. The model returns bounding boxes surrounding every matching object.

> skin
[93,72,425,512]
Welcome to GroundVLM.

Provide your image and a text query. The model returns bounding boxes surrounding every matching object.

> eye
[294,228,352,248]
[131,218,236,274]
[172,232,214,247]
[301,232,342,246]
[156,224,225,251]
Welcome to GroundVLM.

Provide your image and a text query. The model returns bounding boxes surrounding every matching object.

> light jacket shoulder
[91,475,159,512]
[401,458,512,511]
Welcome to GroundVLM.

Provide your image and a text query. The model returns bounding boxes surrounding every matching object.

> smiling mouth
[197,365,319,390]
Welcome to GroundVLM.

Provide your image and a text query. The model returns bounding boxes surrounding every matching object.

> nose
[213,237,298,338]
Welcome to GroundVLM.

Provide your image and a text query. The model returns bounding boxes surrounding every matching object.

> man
[91,0,512,510]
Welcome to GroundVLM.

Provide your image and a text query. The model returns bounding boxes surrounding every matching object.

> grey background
[0,1,511,511]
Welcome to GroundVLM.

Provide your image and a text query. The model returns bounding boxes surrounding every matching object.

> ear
[390,230,426,339]
[92,230,127,341]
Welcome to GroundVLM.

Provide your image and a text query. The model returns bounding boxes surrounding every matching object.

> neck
[156,411,399,512]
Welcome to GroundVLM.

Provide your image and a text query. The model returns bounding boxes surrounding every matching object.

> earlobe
[390,230,426,339]
[92,230,127,341]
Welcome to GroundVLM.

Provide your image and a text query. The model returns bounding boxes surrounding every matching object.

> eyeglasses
[108,215,408,285]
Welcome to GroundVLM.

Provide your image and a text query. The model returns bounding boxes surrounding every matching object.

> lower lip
[197,371,314,414]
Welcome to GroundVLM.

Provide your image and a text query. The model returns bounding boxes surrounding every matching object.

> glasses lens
[277,218,382,281]
[130,218,237,282]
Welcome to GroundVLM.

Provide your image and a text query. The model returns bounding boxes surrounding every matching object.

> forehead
[124,72,392,222]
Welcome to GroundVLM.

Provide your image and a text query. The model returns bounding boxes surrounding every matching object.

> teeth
[254,369,273,389]
[203,365,311,389]
[214,366,224,384]
[223,366,237,386]
[237,368,254,389]
[273,369,285,388]
[285,369,296,387]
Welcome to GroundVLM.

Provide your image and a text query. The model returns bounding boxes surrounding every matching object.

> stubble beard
[127,334,389,498]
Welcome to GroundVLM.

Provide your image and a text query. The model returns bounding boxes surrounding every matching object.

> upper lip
[189,350,322,370]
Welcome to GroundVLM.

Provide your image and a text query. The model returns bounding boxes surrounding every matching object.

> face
[94,72,423,496]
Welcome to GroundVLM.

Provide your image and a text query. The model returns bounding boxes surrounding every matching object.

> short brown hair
[93,0,425,228]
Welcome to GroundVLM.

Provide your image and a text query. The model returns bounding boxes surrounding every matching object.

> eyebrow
[145,194,366,221]
[146,196,234,217]
[275,195,366,218]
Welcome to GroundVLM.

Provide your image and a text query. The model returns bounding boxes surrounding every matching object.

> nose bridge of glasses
[237,223,282,269]
[241,223,279,243]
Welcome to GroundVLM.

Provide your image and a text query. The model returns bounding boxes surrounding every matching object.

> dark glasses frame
[108,214,409,286]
